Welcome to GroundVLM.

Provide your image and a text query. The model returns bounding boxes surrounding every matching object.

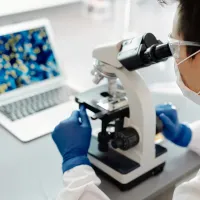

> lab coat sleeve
[173,170,200,200]
[56,165,110,200]
[172,121,200,200]
[188,120,200,155]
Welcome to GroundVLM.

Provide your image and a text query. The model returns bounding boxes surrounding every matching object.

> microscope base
[88,136,167,191]
[93,162,165,191]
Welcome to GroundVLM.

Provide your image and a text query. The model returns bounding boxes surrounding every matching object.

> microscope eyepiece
[118,33,172,71]
[141,44,172,66]
[142,43,172,65]
[154,43,172,61]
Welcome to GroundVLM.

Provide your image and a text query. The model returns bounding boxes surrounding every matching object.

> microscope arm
[92,41,123,69]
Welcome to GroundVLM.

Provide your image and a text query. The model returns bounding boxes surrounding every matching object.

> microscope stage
[97,96,128,112]
[76,84,164,133]
[75,84,129,120]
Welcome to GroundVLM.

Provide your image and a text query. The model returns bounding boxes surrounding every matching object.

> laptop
[0,19,79,142]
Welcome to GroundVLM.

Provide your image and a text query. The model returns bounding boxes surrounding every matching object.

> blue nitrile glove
[52,105,92,173]
[156,103,192,147]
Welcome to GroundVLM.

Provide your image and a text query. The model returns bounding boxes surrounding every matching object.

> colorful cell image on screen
[0,27,60,94]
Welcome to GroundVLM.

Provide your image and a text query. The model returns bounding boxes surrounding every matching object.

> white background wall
[0,0,177,90]
[0,0,79,17]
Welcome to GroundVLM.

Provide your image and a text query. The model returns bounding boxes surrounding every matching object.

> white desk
[1,92,200,200]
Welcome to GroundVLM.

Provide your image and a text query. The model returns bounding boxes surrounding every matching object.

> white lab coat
[56,121,200,200]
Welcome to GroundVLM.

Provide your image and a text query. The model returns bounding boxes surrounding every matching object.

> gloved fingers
[166,103,176,110]
[156,104,169,116]
[80,105,91,127]
[156,104,178,123]
[156,103,172,109]
[159,113,175,133]
[156,103,175,114]
[69,110,81,124]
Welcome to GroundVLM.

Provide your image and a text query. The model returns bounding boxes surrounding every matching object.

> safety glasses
[168,34,200,59]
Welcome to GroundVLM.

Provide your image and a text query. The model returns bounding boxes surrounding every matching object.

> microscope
[75,33,172,191]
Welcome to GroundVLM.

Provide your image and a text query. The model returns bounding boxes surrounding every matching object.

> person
[52,0,200,199]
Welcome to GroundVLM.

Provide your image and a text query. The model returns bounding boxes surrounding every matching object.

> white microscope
[75,33,172,191]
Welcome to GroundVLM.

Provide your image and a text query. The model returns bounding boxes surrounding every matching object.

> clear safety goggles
[168,34,200,60]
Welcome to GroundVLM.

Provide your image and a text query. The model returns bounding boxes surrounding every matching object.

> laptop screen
[0,26,60,94]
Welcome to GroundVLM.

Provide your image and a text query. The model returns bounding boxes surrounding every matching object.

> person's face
[172,8,200,93]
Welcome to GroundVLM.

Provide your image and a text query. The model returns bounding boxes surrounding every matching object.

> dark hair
[158,0,200,56]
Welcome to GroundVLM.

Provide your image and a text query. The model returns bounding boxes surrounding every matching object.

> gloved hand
[156,103,192,147]
[52,105,92,173]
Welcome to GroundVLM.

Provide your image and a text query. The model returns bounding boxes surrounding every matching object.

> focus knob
[111,127,139,151]
[98,131,110,152]
[111,138,123,149]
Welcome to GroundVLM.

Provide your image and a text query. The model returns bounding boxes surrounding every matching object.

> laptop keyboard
[0,86,76,121]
